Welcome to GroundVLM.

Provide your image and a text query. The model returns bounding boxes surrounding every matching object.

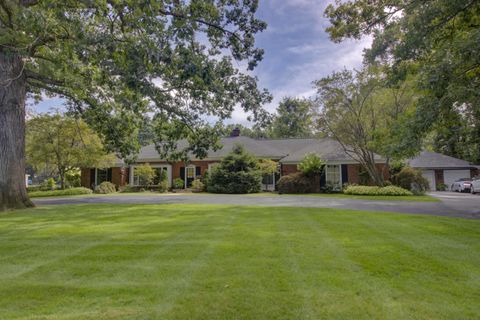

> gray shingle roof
[135,136,379,164]
[408,151,473,169]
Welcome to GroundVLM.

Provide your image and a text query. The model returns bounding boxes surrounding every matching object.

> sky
[31,0,371,126]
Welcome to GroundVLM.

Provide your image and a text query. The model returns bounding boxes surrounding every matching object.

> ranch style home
[80,129,478,191]
[80,129,389,191]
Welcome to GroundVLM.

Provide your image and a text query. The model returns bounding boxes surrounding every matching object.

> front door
[185,166,196,188]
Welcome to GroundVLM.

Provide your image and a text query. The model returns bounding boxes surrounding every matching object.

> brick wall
[281,164,298,176]
[111,167,129,187]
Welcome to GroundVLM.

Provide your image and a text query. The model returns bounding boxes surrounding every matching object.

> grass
[1,204,478,319]
[28,187,93,198]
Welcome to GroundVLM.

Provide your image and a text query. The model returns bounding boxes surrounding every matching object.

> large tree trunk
[0,50,34,211]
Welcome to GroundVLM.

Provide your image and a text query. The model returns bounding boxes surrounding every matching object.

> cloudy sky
[31,0,371,126]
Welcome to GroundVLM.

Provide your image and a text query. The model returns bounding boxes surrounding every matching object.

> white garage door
[444,170,471,190]
[421,170,436,191]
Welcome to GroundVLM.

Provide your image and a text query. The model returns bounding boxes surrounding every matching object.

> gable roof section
[408,151,473,169]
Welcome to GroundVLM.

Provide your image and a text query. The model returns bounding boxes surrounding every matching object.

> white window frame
[184,165,196,188]
[129,164,172,187]
[325,164,342,188]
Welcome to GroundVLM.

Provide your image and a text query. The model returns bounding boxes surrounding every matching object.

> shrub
[28,187,93,198]
[436,183,448,191]
[65,171,81,188]
[298,153,324,176]
[158,180,169,193]
[134,163,156,186]
[392,167,429,195]
[191,179,205,192]
[277,172,315,194]
[343,185,413,196]
[173,178,184,189]
[206,144,261,194]
[40,178,56,191]
[94,181,117,194]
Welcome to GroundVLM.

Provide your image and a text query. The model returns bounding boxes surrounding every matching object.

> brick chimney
[230,127,240,137]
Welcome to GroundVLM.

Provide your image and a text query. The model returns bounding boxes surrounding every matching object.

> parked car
[471,177,480,194]
[451,178,472,192]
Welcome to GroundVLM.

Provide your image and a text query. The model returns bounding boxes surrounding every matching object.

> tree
[298,153,324,177]
[324,0,480,162]
[314,67,417,186]
[26,113,113,189]
[258,158,277,190]
[0,1,270,210]
[271,97,314,138]
[220,123,271,139]
[206,144,261,194]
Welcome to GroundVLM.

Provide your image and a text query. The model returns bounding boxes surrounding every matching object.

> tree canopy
[270,97,314,138]
[26,113,114,189]
[324,0,480,163]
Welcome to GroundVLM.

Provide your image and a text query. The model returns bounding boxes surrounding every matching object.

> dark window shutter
[195,166,201,176]
[89,169,95,188]
[180,167,185,180]
[341,165,348,185]
[320,169,326,187]
[107,168,113,182]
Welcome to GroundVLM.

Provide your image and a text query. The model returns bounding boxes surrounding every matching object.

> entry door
[185,166,196,187]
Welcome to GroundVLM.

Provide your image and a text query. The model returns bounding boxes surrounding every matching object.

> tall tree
[314,67,417,186]
[0,1,270,210]
[271,97,313,138]
[324,0,480,160]
[26,114,114,189]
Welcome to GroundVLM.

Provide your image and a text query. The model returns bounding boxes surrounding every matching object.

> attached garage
[409,151,476,191]
[444,170,471,190]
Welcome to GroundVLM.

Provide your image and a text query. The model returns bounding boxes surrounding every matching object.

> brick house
[81,131,389,190]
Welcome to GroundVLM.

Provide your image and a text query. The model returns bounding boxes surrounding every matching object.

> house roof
[408,151,474,169]
[134,136,384,164]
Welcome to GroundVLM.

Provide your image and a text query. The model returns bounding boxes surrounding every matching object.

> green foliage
[191,179,205,192]
[28,187,93,198]
[258,159,277,175]
[173,178,185,189]
[26,114,113,189]
[134,164,156,186]
[298,154,324,176]
[324,0,480,164]
[271,97,314,138]
[277,172,315,194]
[40,178,56,191]
[436,183,448,192]
[392,167,430,195]
[94,182,117,194]
[314,67,417,185]
[206,144,261,194]
[158,180,169,193]
[344,185,413,196]
[65,171,81,188]
[6,0,271,161]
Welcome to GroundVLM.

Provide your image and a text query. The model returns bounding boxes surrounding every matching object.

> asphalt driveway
[32,192,480,219]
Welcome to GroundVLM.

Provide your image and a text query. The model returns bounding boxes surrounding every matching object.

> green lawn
[0,204,478,319]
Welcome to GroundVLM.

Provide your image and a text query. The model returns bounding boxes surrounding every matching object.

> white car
[451,178,472,192]
[471,177,480,194]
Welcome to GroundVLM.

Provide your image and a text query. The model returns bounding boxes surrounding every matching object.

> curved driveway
[33,192,480,219]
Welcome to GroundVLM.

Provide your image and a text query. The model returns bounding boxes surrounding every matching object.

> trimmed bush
[158,180,169,193]
[191,179,205,192]
[436,183,448,191]
[298,153,324,176]
[28,187,93,198]
[392,167,429,195]
[206,144,262,194]
[173,178,184,189]
[277,172,315,194]
[344,185,413,196]
[94,181,117,194]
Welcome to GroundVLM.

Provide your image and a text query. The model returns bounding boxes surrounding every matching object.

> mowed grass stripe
[0,204,478,320]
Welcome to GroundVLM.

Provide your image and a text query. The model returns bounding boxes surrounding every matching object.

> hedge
[28,187,93,198]
[277,172,316,194]
[94,181,117,194]
[343,185,413,196]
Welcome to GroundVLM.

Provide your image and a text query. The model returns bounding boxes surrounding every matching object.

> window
[96,168,109,185]
[262,174,274,185]
[186,166,195,179]
[326,165,341,187]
